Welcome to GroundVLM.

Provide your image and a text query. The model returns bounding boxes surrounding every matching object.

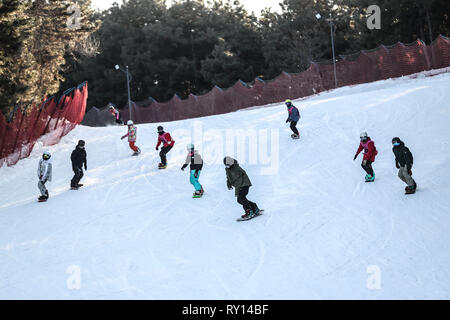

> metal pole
[329,13,337,88]
[126,65,132,121]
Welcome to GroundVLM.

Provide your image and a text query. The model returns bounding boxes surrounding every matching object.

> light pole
[316,13,338,88]
[115,64,133,121]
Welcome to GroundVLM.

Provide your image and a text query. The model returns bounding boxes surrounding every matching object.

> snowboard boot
[132,148,141,156]
[291,133,300,139]
[241,208,254,219]
[193,190,202,198]
[365,174,375,182]
[252,205,261,216]
[405,184,416,194]
[38,195,46,201]
[158,163,167,169]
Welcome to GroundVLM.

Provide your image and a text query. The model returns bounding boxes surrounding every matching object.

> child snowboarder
[224,156,261,220]
[70,140,87,190]
[108,103,123,125]
[155,125,175,169]
[121,120,141,156]
[37,151,52,202]
[181,143,204,197]
[285,99,300,139]
[392,137,417,194]
[353,132,378,182]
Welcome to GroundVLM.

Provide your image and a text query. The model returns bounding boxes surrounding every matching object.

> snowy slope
[1,72,450,299]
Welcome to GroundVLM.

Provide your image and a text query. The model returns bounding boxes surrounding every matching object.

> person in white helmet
[181,143,204,197]
[37,151,52,201]
[353,132,378,182]
[121,120,141,156]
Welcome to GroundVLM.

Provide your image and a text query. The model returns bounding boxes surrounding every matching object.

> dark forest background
[1,0,449,117]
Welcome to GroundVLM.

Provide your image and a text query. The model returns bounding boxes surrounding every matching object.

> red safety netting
[81,35,450,127]
[0,82,88,167]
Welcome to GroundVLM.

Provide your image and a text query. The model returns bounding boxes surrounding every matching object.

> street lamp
[316,13,338,88]
[114,64,133,121]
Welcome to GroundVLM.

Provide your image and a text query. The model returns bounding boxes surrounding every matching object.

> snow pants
[398,166,416,187]
[71,166,84,188]
[190,170,202,191]
[361,160,374,176]
[290,121,299,136]
[129,141,139,152]
[160,145,173,165]
[237,186,258,212]
[38,180,48,197]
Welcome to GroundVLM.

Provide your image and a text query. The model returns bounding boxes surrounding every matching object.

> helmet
[223,156,234,168]
[127,120,134,126]
[78,140,85,147]
[42,151,51,160]
[186,143,194,151]
[392,137,401,146]
[360,132,368,140]
[108,103,114,109]
[285,99,292,106]
[157,125,164,133]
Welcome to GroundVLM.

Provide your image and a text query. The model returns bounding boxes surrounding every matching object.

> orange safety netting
[0,82,88,167]
[84,35,450,127]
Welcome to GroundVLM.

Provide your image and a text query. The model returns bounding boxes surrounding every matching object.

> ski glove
[286,119,290,123]
[194,170,199,178]
[353,154,358,161]
[408,169,412,176]
[84,164,87,170]
[155,146,159,151]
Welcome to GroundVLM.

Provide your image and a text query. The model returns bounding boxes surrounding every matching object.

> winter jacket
[109,107,120,120]
[37,158,52,182]
[287,104,300,122]
[156,132,175,148]
[356,137,378,162]
[181,150,203,172]
[392,140,413,169]
[71,145,87,170]
[122,125,137,142]
[225,157,252,196]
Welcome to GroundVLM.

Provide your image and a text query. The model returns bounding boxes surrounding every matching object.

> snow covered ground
[1,72,450,299]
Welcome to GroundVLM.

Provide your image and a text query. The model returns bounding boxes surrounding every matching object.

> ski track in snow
[1,73,450,299]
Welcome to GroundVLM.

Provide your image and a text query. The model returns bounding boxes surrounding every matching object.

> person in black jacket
[70,140,87,189]
[392,137,416,194]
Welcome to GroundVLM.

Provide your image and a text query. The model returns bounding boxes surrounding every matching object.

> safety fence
[0,82,88,167]
[82,35,450,127]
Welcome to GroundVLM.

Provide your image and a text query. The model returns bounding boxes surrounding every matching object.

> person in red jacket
[353,132,378,182]
[155,125,175,169]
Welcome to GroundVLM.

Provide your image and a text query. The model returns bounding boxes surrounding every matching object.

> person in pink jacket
[353,131,378,182]
[121,120,141,156]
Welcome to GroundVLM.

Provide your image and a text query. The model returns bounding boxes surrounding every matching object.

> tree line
[1,0,449,117]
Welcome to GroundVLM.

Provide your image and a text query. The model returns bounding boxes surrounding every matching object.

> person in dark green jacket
[224,156,260,219]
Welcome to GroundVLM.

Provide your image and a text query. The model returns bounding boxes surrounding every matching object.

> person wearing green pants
[181,144,204,197]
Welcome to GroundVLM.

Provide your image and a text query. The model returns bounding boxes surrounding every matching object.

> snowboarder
[121,120,141,156]
[70,140,87,190]
[108,103,123,125]
[155,125,175,169]
[392,137,417,194]
[353,132,378,182]
[224,156,261,219]
[285,99,300,139]
[37,151,52,201]
[181,144,204,197]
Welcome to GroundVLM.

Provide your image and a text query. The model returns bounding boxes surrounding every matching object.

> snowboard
[192,194,202,198]
[236,210,264,222]
[291,134,300,140]
[158,165,167,169]
[38,198,47,202]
